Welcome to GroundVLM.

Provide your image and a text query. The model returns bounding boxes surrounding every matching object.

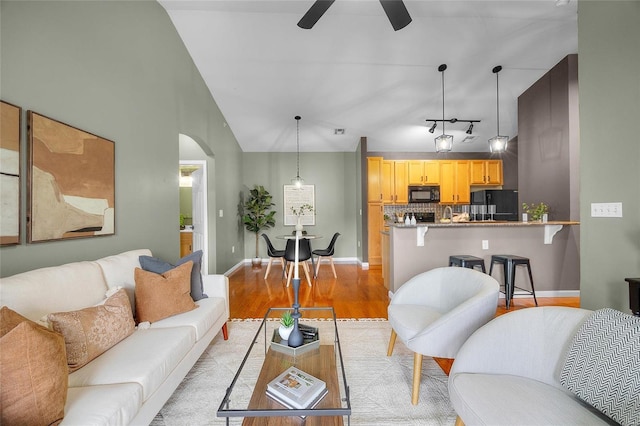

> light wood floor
[228,261,579,373]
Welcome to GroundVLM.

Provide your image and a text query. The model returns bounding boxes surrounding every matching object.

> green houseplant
[522,202,549,222]
[279,311,294,341]
[242,185,276,265]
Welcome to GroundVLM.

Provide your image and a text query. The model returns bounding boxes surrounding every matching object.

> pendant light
[434,64,453,152]
[488,66,508,153]
[291,115,304,188]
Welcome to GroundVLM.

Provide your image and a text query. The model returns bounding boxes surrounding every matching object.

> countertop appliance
[408,185,440,203]
[471,189,519,221]
[414,212,435,223]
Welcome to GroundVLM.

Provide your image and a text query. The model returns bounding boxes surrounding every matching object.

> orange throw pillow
[134,260,197,323]
[0,306,68,426]
[48,288,135,372]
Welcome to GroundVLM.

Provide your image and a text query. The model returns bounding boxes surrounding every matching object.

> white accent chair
[387,267,499,405]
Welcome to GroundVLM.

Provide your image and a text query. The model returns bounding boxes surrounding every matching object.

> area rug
[151,319,457,425]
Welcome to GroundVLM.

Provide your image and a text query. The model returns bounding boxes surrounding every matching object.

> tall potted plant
[242,185,276,265]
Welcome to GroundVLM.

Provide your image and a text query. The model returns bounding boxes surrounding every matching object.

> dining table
[276,234,323,280]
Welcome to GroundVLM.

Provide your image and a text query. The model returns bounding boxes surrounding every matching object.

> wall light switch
[482,240,489,250]
[219,209,224,217]
[591,202,623,217]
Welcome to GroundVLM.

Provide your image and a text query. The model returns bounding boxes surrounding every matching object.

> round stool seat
[449,255,486,273]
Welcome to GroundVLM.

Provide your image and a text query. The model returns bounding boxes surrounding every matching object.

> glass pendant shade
[291,176,304,188]
[489,135,508,153]
[435,134,453,152]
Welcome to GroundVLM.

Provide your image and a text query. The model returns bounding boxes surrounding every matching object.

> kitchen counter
[386,220,579,228]
[383,220,580,298]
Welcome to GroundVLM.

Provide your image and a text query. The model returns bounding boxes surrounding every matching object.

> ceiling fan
[298,0,412,31]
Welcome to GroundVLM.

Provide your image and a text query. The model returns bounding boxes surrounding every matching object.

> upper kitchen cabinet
[407,160,440,185]
[382,160,408,204]
[440,160,470,204]
[470,160,503,185]
[367,156,383,203]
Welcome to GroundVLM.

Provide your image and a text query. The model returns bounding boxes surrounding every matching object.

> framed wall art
[1,101,22,246]
[283,184,315,226]
[27,111,115,242]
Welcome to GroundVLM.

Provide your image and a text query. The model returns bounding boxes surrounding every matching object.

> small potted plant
[290,203,314,231]
[279,311,294,341]
[522,202,549,222]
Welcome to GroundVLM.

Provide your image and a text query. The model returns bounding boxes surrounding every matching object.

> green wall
[578,1,640,312]
[242,152,359,261]
[0,0,243,276]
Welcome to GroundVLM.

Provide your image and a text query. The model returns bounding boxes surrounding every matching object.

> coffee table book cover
[266,366,327,409]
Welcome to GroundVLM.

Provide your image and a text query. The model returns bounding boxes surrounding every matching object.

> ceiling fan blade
[379,0,412,31]
[297,0,336,29]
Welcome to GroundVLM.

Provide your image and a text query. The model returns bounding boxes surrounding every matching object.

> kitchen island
[383,221,580,298]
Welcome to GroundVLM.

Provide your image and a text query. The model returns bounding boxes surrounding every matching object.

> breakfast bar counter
[383,221,580,297]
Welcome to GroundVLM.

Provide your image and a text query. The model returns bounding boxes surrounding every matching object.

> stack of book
[266,366,327,412]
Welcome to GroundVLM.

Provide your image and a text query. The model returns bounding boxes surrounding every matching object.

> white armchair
[387,266,499,405]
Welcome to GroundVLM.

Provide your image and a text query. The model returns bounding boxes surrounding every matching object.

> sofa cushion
[48,288,136,372]
[560,308,640,426]
[134,261,197,323]
[0,307,68,426]
[63,383,142,426]
[68,326,195,401]
[150,296,226,341]
[94,249,152,315]
[0,261,107,322]
[139,250,207,301]
[449,373,615,425]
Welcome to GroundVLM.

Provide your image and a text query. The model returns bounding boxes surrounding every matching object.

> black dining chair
[312,232,341,278]
[261,233,286,280]
[284,238,313,287]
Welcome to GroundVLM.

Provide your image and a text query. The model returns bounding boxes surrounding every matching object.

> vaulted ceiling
[159,0,577,153]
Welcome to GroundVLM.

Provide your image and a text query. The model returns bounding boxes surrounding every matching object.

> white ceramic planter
[279,325,293,341]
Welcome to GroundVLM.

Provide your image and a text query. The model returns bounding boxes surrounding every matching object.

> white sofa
[448,307,625,426]
[0,249,229,425]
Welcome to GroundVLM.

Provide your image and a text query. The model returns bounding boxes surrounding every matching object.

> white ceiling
[159,0,578,153]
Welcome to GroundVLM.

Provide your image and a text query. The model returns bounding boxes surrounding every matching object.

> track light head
[466,123,474,134]
[428,122,437,133]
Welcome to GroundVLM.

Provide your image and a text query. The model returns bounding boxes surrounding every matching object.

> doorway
[179,160,208,274]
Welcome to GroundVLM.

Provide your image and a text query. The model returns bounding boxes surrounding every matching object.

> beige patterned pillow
[48,288,135,372]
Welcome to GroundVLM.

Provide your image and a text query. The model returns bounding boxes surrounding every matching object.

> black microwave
[408,185,440,203]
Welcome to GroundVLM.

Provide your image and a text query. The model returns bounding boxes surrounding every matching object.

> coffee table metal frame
[217,307,351,425]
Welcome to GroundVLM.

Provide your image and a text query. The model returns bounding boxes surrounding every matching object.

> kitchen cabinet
[381,160,408,204]
[367,157,383,202]
[470,160,503,185]
[180,232,193,257]
[407,160,440,185]
[440,161,470,204]
[367,203,384,265]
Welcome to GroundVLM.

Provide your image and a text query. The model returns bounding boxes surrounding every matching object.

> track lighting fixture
[428,122,437,133]
[488,66,508,153]
[466,123,474,134]
[291,115,304,188]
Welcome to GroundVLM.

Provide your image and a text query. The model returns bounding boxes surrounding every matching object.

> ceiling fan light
[435,134,453,153]
[489,135,508,153]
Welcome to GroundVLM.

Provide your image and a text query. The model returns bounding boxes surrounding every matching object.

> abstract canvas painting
[27,111,115,242]
[0,101,22,246]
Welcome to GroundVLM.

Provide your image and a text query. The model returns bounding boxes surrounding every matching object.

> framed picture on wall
[283,184,315,226]
[27,111,115,242]
[1,101,22,246]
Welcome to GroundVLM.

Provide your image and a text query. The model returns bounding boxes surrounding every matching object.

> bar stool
[489,255,538,309]
[449,255,486,273]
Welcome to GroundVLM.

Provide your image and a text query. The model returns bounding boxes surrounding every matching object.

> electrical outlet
[591,202,623,217]
[482,240,489,250]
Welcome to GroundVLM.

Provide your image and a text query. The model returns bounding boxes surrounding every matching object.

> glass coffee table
[217,307,351,425]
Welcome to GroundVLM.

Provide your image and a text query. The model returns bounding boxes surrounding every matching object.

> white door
[190,166,208,274]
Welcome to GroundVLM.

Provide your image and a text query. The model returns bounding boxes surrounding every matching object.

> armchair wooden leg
[455,416,465,426]
[387,329,397,356]
[412,352,423,405]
